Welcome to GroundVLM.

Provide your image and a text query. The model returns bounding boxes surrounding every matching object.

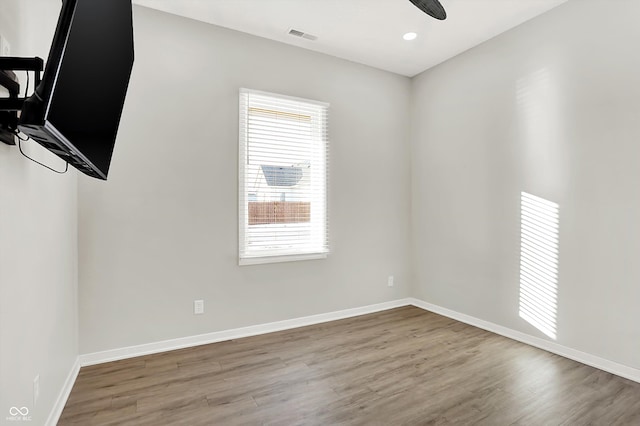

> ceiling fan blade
[408,0,447,20]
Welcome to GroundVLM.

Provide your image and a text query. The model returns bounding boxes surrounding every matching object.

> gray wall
[0,1,78,423]
[78,6,413,354]
[410,0,640,369]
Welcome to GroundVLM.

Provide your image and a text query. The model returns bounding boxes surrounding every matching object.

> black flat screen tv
[19,0,134,180]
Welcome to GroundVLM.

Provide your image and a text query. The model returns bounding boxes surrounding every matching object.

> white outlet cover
[388,276,394,287]
[194,300,204,315]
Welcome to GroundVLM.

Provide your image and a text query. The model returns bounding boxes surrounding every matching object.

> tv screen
[19,0,134,180]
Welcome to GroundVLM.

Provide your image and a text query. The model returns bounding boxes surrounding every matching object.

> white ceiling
[133,0,568,77]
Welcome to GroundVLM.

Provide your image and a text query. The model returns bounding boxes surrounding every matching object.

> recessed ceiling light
[403,32,417,41]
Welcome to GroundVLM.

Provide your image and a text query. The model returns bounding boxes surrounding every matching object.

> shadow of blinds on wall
[519,192,559,339]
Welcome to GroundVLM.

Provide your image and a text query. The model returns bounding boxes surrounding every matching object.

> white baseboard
[408,298,640,384]
[80,298,413,366]
[45,356,80,426]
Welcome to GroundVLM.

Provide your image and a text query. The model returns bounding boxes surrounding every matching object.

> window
[239,88,329,265]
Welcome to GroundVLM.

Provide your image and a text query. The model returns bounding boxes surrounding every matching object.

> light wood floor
[59,306,640,425]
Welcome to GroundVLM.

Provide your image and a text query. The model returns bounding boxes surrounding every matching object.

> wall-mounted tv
[18,0,134,180]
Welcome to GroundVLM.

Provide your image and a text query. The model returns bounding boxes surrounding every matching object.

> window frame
[238,88,329,266]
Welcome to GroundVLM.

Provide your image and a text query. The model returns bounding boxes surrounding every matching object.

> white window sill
[239,252,328,266]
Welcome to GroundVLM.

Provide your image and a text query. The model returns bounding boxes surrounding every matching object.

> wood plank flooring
[59,306,640,425]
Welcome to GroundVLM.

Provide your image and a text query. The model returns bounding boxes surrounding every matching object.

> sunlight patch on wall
[519,192,559,339]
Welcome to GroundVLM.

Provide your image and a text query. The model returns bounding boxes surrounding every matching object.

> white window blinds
[239,88,329,265]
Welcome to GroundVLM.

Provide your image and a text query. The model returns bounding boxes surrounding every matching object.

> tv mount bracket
[0,57,44,145]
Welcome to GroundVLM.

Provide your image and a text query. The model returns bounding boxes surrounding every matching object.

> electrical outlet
[0,34,10,56]
[194,299,204,315]
[33,374,40,406]
[388,276,395,287]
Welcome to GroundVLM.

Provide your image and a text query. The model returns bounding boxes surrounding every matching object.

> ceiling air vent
[288,28,317,41]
